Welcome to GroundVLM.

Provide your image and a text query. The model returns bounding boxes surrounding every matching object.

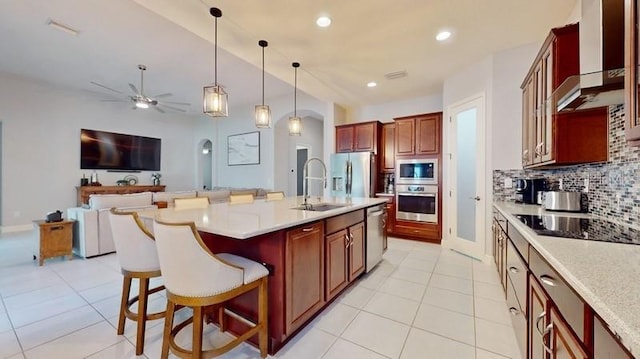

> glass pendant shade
[255,40,271,128]
[203,7,228,118]
[289,62,302,136]
[289,116,302,136]
[255,105,271,128]
[203,85,228,117]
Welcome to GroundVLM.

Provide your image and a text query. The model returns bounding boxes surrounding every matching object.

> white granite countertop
[493,201,640,356]
[138,196,388,239]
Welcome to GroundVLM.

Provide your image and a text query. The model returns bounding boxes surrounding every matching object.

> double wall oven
[395,159,438,223]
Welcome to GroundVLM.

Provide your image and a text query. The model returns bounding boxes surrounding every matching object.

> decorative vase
[153,178,160,186]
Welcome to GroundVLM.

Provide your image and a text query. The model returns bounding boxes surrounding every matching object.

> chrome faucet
[302,157,327,208]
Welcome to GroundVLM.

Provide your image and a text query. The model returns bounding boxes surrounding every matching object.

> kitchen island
[138,196,388,354]
[493,201,640,358]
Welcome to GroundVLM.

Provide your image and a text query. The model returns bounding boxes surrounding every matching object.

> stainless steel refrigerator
[330,152,376,198]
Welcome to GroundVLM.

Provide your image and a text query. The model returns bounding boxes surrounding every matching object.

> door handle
[469,196,480,201]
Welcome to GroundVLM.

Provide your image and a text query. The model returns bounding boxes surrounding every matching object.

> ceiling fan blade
[128,83,139,94]
[152,93,173,98]
[163,100,191,106]
[159,104,187,112]
[90,81,123,94]
[153,106,166,113]
[100,99,126,102]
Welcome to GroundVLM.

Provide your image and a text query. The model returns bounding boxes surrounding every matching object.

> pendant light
[289,62,302,136]
[203,7,228,117]
[255,40,271,128]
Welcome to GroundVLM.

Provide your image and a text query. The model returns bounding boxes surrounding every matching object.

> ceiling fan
[91,64,190,113]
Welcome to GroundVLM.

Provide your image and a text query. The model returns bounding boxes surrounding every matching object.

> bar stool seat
[108,208,166,356]
[153,220,269,359]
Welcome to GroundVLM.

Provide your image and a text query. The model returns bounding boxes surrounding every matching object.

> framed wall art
[227,131,260,165]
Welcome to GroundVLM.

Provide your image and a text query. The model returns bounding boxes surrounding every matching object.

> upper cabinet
[625,0,640,145]
[335,121,382,153]
[521,24,608,168]
[394,113,442,157]
[381,123,395,172]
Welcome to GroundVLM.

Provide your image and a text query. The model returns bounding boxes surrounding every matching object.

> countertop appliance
[515,214,640,245]
[515,178,547,204]
[396,184,438,223]
[544,191,581,212]
[330,152,375,198]
[396,158,437,185]
[366,204,387,272]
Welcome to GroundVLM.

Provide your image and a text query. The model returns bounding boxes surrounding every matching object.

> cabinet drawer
[506,239,527,315]
[506,222,528,262]
[530,247,585,342]
[594,315,634,359]
[506,279,527,359]
[493,209,508,234]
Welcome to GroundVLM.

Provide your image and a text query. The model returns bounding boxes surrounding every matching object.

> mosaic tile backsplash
[494,105,640,227]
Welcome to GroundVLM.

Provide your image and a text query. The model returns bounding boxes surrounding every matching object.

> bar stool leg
[135,278,149,355]
[117,276,132,335]
[259,277,268,359]
[161,300,175,359]
[193,306,203,359]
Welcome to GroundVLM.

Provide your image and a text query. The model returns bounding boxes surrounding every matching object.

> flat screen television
[80,129,161,171]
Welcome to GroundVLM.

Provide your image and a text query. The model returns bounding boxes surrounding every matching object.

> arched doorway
[197,139,213,190]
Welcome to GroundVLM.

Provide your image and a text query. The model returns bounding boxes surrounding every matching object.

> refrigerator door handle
[346,160,352,195]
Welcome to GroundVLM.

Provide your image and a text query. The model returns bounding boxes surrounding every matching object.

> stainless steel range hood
[555,0,624,112]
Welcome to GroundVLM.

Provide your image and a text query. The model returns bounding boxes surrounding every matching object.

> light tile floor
[0,230,521,358]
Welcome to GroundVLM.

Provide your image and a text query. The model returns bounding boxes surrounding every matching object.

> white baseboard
[1,224,33,233]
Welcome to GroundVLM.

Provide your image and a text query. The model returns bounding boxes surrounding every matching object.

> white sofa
[67,192,157,258]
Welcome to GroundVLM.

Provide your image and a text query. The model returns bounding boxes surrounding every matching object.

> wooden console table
[33,219,75,266]
[76,185,166,206]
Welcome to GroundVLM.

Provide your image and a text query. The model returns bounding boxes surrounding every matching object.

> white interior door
[446,94,486,260]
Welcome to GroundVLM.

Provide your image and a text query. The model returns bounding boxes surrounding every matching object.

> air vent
[384,70,407,80]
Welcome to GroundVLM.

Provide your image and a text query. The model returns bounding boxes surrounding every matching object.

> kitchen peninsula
[138,196,388,354]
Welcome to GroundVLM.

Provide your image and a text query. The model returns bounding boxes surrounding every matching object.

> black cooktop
[515,214,640,245]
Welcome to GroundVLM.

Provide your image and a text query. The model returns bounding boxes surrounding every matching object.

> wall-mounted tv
[80,129,161,171]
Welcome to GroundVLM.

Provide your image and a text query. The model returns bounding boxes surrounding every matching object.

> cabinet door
[336,126,355,153]
[382,123,396,172]
[354,123,376,152]
[415,114,441,155]
[395,118,415,155]
[625,0,640,144]
[522,77,535,167]
[533,61,545,164]
[594,315,634,359]
[385,202,395,235]
[286,223,325,334]
[348,222,365,280]
[549,306,588,359]
[325,229,348,300]
[529,274,550,359]
[541,46,553,163]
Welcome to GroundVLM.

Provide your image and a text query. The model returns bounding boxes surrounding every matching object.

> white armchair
[67,192,156,258]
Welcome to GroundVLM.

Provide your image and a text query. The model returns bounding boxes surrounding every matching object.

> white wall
[348,94,443,124]
[0,72,197,229]
[491,43,539,170]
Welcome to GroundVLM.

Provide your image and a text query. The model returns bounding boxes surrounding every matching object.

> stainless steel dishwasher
[366,204,387,272]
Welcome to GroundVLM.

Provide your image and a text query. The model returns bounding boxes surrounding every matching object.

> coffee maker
[515,178,547,204]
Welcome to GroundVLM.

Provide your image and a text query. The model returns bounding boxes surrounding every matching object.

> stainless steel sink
[293,203,346,211]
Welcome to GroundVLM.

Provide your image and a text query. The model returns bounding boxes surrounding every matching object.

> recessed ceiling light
[316,16,332,28]
[367,82,377,88]
[436,30,451,41]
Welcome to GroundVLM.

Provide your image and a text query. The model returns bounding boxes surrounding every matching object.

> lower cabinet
[594,315,634,359]
[492,213,508,291]
[326,222,365,301]
[285,222,325,335]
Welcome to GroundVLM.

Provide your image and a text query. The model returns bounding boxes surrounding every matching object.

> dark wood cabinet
[325,222,364,301]
[521,23,608,168]
[625,0,640,145]
[594,315,635,358]
[381,123,396,172]
[335,121,381,153]
[492,211,508,291]
[285,222,325,335]
[394,113,442,156]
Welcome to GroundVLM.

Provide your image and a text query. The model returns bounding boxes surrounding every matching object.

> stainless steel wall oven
[396,184,438,223]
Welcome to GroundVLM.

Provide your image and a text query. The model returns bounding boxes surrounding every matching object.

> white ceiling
[0,0,577,116]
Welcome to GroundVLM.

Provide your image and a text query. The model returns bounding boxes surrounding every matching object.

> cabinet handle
[509,307,519,316]
[508,266,519,274]
[349,233,354,247]
[539,275,557,287]
[302,227,314,232]
[542,323,554,354]
[535,311,546,336]
[344,234,350,248]
[50,226,64,231]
